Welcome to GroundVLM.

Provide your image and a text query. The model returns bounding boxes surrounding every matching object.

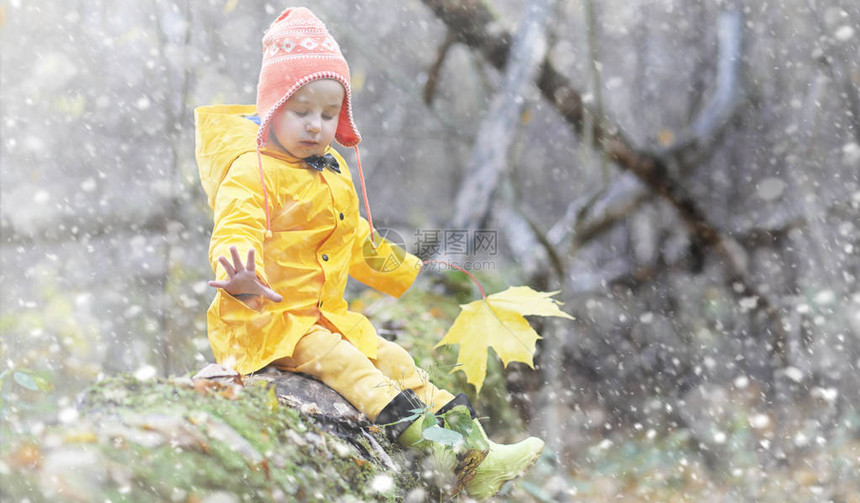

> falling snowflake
[834,25,855,42]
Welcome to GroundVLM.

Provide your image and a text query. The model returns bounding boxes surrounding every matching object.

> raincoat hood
[195,104,260,210]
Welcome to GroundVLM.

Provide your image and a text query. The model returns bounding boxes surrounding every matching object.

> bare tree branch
[449,1,555,229]
[565,177,651,247]
[664,11,744,157]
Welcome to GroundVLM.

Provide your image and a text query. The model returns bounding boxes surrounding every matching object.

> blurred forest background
[2,0,859,500]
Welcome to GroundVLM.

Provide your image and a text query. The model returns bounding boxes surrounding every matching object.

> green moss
[1,375,417,502]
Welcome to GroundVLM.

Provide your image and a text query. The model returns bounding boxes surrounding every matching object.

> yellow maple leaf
[435,286,574,393]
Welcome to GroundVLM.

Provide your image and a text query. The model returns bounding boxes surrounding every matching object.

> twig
[423,31,456,105]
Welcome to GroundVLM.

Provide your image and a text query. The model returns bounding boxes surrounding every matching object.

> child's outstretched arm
[209,245,283,304]
[208,153,279,310]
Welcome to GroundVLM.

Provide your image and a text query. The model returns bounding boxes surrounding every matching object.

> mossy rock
[0,371,423,502]
[0,277,542,502]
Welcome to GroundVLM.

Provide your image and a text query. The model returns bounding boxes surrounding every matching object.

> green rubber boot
[465,420,545,500]
[395,415,426,446]
[397,406,489,496]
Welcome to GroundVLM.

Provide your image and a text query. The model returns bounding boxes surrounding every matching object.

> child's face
[269,79,345,159]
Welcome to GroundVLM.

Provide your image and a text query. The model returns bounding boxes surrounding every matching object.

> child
[194,7,542,499]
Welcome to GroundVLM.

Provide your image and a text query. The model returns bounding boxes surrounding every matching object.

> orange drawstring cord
[353,144,375,247]
[256,142,273,238]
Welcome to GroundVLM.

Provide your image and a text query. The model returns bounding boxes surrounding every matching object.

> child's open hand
[209,246,283,303]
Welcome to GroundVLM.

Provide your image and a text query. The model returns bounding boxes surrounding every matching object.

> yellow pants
[272,323,455,420]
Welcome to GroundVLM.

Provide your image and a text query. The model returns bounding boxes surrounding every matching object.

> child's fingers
[218,256,236,276]
[246,248,256,272]
[230,246,244,271]
[209,280,228,289]
[262,287,283,303]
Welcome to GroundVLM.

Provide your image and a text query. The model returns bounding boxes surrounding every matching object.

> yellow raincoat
[195,104,422,375]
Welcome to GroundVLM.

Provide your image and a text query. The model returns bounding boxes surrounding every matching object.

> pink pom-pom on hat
[255,7,361,148]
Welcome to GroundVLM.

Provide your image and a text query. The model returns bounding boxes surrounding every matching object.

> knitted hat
[256,7,361,148]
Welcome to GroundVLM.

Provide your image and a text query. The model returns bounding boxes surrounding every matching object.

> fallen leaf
[13,371,39,391]
[219,384,243,400]
[192,363,242,385]
[10,442,42,469]
[265,386,279,412]
[658,128,675,146]
[436,286,573,393]
[193,379,222,395]
[62,431,99,444]
[223,0,239,15]
[521,108,532,125]
[300,403,322,415]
